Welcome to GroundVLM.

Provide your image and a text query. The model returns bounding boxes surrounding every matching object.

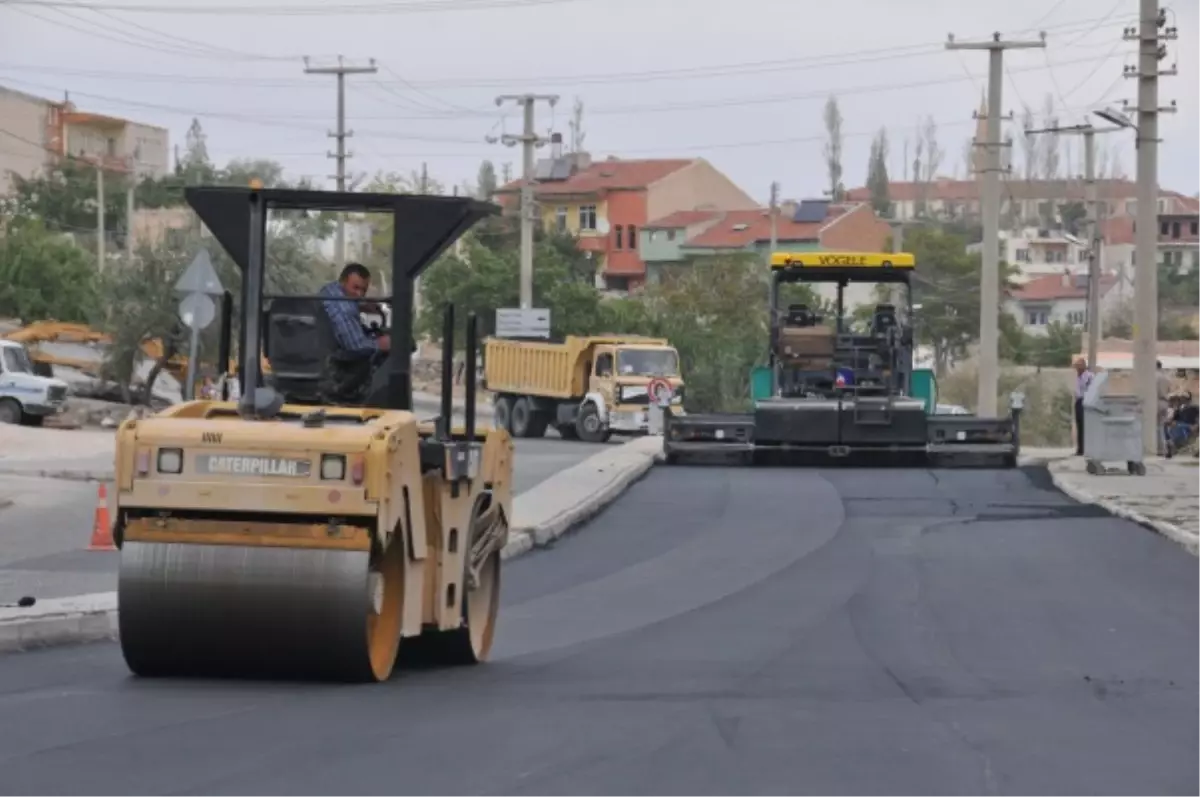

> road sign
[495,308,550,339]
[647,377,673,407]
[174,249,225,297]
[179,292,217,331]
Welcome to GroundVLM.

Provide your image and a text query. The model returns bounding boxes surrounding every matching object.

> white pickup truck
[0,339,69,426]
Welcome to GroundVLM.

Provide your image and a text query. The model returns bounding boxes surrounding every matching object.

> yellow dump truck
[483,335,684,443]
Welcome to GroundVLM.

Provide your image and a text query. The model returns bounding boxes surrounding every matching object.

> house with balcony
[0,84,170,195]
[1004,271,1121,336]
[492,141,758,292]
[967,227,1090,284]
[639,198,893,308]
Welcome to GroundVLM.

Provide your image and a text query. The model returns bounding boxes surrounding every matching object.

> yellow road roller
[111,185,513,682]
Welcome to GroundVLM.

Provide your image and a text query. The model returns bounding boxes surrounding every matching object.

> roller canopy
[183,186,499,281]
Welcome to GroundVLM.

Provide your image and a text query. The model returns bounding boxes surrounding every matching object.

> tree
[866,127,892,217]
[905,226,1015,374]
[1059,201,1088,236]
[1039,94,1061,180]
[5,158,131,244]
[822,95,844,201]
[569,97,586,153]
[0,217,100,323]
[476,160,498,201]
[920,115,943,182]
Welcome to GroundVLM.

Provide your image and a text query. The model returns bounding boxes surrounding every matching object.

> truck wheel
[19,412,44,428]
[556,423,579,440]
[492,396,512,433]
[510,397,533,438]
[0,399,21,425]
[576,403,611,443]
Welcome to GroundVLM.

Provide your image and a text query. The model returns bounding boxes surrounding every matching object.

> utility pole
[1025,123,1122,371]
[489,93,559,309]
[413,161,430,316]
[304,55,378,265]
[768,181,780,257]
[1123,0,1178,454]
[946,31,1045,418]
[96,162,105,273]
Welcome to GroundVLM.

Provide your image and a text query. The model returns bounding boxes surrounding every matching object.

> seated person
[1167,391,1198,456]
[319,263,391,399]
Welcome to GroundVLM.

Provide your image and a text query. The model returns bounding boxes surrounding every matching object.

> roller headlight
[321,454,346,481]
[157,448,183,474]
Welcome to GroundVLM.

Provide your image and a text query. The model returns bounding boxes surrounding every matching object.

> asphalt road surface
[0,465,1195,795]
[0,435,613,603]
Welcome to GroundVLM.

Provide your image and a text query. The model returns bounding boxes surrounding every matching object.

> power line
[0,0,591,14]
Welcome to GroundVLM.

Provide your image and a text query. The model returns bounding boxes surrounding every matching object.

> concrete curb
[0,593,119,654]
[0,436,664,655]
[1047,465,1199,557]
[0,467,111,482]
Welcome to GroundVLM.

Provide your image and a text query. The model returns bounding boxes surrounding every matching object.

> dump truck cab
[111,186,514,683]
[663,250,1021,467]
[484,334,683,443]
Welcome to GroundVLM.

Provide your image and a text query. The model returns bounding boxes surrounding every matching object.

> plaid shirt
[319,281,378,355]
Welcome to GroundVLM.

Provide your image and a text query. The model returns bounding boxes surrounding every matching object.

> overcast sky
[1,0,1196,205]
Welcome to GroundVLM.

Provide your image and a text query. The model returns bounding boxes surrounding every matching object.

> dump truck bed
[483,335,672,400]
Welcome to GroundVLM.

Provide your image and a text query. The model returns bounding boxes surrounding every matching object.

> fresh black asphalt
[0,465,1195,795]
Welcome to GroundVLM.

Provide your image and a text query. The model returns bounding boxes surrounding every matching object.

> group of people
[1073,356,1198,458]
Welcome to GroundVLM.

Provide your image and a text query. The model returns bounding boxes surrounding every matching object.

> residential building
[1097,198,1200,301]
[1004,271,1120,336]
[0,83,169,195]
[492,144,758,292]
[967,227,1090,284]
[844,177,1193,229]
[640,198,893,308]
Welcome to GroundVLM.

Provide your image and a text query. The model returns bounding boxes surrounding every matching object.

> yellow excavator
[111,185,512,682]
[3,321,191,386]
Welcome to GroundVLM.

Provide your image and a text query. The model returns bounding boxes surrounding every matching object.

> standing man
[1073,357,1094,456]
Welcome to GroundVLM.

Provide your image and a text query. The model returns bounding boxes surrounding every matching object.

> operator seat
[785,303,816,328]
[871,304,898,337]
[263,296,339,405]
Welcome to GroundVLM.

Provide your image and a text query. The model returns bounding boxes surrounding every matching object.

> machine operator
[319,263,392,357]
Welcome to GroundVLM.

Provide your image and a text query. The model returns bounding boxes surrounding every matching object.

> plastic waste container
[1082,372,1146,476]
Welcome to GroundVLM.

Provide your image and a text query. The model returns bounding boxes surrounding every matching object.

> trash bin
[1083,372,1146,476]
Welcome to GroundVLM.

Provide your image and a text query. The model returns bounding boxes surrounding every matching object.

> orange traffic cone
[87,483,115,551]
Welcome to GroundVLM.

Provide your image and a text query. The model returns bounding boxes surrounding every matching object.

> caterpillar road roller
[112,185,513,682]
[663,251,1023,468]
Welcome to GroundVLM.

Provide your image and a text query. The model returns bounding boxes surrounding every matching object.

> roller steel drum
[118,539,406,682]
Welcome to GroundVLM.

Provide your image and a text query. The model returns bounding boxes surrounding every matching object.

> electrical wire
[0,0,592,14]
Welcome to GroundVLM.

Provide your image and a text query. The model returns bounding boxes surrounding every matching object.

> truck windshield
[2,346,33,374]
[616,348,678,377]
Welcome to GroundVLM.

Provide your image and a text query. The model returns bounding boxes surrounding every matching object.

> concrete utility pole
[489,93,559,309]
[1025,123,1122,371]
[304,55,378,265]
[946,31,1045,418]
[886,217,924,308]
[96,162,105,273]
[768,181,780,257]
[1122,0,1178,454]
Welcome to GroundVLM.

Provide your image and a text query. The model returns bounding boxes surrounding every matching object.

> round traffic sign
[647,378,673,407]
[179,292,216,331]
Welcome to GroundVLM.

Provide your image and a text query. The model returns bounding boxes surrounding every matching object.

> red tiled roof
[1010,272,1119,302]
[495,158,694,197]
[683,204,855,248]
[845,179,1191,204]
[644,209,723,228]
[1089,338,1200,358]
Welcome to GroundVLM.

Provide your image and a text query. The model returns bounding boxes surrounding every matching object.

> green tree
[905,226,1014,374]
[822,95,845,201]
[476,160,498,200]
[5,158,131,243]
[0,218,99,323]
[866,127,891,217]
[1059,201,1087,236]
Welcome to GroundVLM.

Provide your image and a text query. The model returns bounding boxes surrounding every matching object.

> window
[666,229,676,241]
[613,224,623,249]
[594,352,613,376]
[1026,310,1048,326]
[1161,221,1171,236]
[1015,248,1031,263]
[628,225,637,249]
[1191,221,1198,236]
[603,275,631,292]
[1,346,33,374]
[1066,311,1085,326]
[578,205,597,231]
[1172,222,1181,239]
[106,137,116,157]
[554,206,567,232]
[1192,251,1199,271]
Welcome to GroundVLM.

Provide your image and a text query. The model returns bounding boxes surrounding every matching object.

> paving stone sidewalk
[1049,454,1199,554]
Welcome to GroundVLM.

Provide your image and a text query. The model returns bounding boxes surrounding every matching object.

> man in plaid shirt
[319,263,391,357]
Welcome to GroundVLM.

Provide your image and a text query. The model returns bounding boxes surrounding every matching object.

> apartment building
[0,83,169,194]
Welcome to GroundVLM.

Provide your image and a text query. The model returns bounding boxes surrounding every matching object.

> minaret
[971,89,988,180]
